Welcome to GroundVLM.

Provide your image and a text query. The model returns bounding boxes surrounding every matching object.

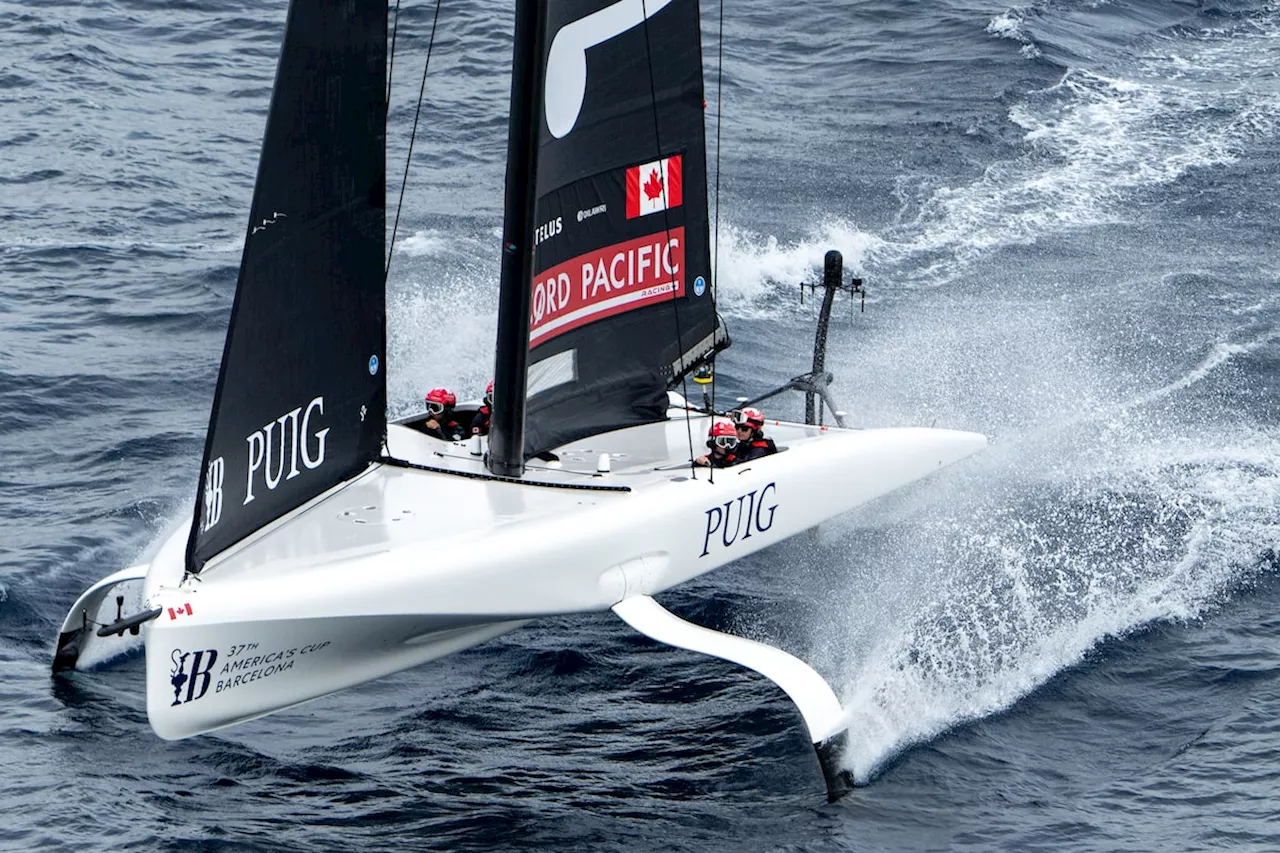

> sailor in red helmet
[423,387,466,441]
[731,406,777,463]
[694,419,740,468]
[471,380,493,436]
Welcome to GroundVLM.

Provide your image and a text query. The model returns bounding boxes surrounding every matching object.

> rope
[386,0,443,279]
[710,0,725,424]
[636,0,699,477]
[387,0,401,105]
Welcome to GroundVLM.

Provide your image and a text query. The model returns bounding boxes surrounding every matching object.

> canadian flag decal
[168,603,193,620]
[626,155,683,219]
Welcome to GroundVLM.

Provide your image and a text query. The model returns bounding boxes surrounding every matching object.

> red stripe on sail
[530,227,686,345]
[626,165,641,218]
[666,156,682,209]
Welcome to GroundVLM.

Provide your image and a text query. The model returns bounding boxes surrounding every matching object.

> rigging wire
[387,0,402,105]
[710,0,725,428]
[636,0,699,478]
[386,0,443,280]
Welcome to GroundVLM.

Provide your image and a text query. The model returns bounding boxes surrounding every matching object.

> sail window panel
[529,349,579,397]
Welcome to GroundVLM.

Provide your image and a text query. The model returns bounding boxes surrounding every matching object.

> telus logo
[535,216,562,245]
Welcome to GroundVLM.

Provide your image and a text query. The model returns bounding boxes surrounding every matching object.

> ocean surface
[3,0,1279,849]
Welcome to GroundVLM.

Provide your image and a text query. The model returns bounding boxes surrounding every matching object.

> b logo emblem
[203,457,224,531]
[169,648,219,706]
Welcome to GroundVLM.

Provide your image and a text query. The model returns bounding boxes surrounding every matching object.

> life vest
[736,435,777,462]
[426,416,466,442]
[708,449,738,468]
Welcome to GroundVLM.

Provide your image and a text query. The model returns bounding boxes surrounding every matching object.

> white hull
[60,410,985,741]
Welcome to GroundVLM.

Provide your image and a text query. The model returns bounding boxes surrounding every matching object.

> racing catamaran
[53,0,986,801]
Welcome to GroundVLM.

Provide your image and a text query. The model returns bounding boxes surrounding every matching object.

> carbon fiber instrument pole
[805,250,841,425]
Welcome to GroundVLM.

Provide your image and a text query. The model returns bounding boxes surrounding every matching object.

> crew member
[732,407,777,463]
[694,419,739,468]
[471,380,493,436]
[423,388,466,441]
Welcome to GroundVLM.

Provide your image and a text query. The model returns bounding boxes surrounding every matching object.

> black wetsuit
[735,433,777,463]
[470,406,491,436]
[700,447,738,468]
[425,414,466,441]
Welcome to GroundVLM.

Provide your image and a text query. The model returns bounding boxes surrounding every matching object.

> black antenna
[800,250,862,424]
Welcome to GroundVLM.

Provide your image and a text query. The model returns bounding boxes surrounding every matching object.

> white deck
[68,407,986,740]
[169,409,832,588]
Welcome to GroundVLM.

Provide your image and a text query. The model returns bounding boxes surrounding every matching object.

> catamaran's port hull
[60,417,985,740]
[150,615,530,738]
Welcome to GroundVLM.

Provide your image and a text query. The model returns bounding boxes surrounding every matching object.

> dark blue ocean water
[3,0,1280,849]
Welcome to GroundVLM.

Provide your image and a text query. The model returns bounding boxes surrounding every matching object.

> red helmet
[425,387,456,415]
[708,419,737,450]
[733,407,765,430]
[484,379,494,408]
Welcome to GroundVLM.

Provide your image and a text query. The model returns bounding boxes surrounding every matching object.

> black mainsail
[186,0,387,572]
[495,0,722,462]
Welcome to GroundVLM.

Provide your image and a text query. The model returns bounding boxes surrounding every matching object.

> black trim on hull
[379,456,631,492]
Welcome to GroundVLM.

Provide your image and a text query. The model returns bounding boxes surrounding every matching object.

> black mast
[488,0,546,478]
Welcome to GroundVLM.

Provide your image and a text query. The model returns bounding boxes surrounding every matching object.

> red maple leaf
[643,168,665,202]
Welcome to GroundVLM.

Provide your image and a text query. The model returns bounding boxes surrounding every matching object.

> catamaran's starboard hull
[133,417,984,739]
[57,415,985,740]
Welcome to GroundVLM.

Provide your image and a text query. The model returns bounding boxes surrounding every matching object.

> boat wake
[386,241,500,418]
[716,4,1280,298]
[810,389,1280,780]
[708,219,881,317]
[1121,330,1280,412]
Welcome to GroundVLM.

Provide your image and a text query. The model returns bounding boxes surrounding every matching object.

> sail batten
[186,0,388,573]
